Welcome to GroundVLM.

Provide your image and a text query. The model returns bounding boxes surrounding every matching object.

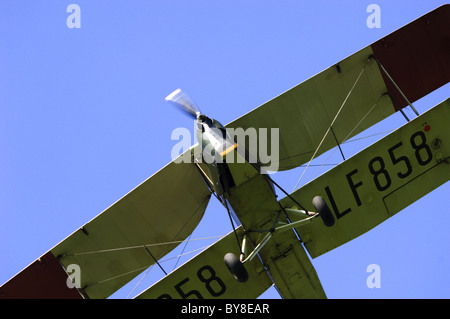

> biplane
[1,5,449,299]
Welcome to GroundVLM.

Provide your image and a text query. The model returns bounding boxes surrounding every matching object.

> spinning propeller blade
[165,88,201,119]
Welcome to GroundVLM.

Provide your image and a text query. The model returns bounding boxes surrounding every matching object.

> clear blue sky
[1,1,448,299]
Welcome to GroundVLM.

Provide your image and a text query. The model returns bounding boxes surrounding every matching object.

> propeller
[165,88,201,119]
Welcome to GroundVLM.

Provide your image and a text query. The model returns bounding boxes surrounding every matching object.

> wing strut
[329,126,345,161]
[372,55,420,117]
[144,246,167,276]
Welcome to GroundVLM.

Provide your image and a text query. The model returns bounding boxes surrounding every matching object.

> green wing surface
[280,99,450,258]
[135,226,273,299]
[226,5,449,171]
[1,149,211,299]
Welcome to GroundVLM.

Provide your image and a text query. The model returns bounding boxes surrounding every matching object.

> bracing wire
[63,235,223,257]
[303,94,388,180]
[83,242,220,293]
[292,59,373,191]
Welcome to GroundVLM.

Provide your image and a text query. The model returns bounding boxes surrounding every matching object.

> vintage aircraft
[1,5,449,299]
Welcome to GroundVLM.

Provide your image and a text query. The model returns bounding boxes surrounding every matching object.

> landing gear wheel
[312,196,335,227]
[224,253,249,283]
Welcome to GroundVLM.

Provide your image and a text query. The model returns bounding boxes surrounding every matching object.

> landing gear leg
[224,197,334,282]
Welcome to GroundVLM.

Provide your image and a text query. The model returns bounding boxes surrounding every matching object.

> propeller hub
[198,114,208,122]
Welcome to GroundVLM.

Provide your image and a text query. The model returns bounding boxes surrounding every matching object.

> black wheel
[312,196,335,227]
[224,253,249,283]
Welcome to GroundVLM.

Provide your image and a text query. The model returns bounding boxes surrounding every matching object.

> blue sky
[0,1,448,299]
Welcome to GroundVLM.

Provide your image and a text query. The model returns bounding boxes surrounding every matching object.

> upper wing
[0,147,211,299]
[135,226,273,299]
[226,5,450,171]
[280,98,450,258]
